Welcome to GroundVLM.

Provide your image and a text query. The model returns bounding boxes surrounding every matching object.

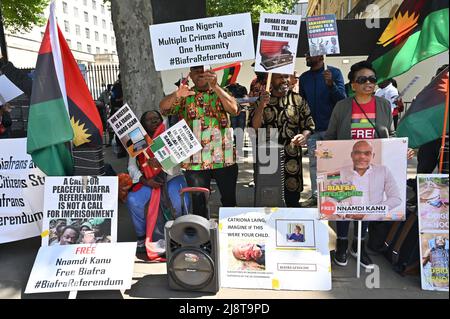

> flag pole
[438,79,449,173]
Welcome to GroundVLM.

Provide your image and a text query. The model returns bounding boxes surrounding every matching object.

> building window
[77,42,82,51]
[96,47,100,54]
[101,4,105,14]
[62,2,68,14]
[87,44,92,53]
[102,19,106,29]
[92,0,96,10]
[94,31,99,41]
[84,12,89,22]
[112,50,116,55]
[93,15,98,25]
[103,34,107,44]
[111,36,115,45]
[73,7,79,17]
[76,25,81,36]
[85,28,90,39]
[110,23,113,31]
[67,39,71,48]
[104,49,109,53]
[41,32,45,39]
[64,20,70,32]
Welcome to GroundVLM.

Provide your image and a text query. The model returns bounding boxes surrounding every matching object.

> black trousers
[184,164,238,219]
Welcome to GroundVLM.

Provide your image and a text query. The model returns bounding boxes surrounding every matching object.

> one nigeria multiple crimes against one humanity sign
[306,14,340,56]
[41,176,118,246]
[25,243,136,293]
[149,13,255,70]
[254,13,302,74]
[0,138,45,243]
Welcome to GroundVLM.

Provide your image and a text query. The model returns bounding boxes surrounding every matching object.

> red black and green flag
[368,0,449,83]
[219,62,241,87]
[27,3,103,176]
[396,66,449,148]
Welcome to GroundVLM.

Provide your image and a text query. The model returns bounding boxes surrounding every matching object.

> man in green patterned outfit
[160,66,239,219]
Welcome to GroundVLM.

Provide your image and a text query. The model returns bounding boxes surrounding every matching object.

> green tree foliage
[207,0,298,22]
[1,0,49,33]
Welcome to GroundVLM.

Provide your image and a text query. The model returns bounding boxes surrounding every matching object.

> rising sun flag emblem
[71,117,92,146]
[377,11,420,47]
[438,72,449,93]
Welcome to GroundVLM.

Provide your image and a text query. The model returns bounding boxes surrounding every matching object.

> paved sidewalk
[0,144,448,299]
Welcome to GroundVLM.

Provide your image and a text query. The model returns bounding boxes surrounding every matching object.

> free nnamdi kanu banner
[317,138,407,221]
[41,176,118,246]
[0,138,46,243]
[219,208,331,290]
[149,13,255,70]
[25,243,136,293]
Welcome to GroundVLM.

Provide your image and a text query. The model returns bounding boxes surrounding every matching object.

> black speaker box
[164,215,220,293]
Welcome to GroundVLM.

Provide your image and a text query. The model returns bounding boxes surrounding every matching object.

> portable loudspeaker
[165,213,220,293]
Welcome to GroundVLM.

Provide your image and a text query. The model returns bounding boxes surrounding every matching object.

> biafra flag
[396,66,449,148]
[219,62,241,87]
[368,0,449,83]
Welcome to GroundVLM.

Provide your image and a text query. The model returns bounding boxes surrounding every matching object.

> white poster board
[254,13,302,74]
[150,119,202,171]
[25,243,136,293]
[149,13,255,71]
[306,14,340,56]
[417,174,449,292]
[41,176,118,246]
[317,138,407,221]
[0,74,24,104]
[107,104,151,158]
[0,138,45,243]
[219,208,331,291]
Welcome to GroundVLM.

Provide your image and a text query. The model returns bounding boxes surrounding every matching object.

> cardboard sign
[306,14,340,56]
[317,138,407,221]
[41,176,118,246]
[254,13,302,74]
[219,208,331,291]
[25,243,136,293]
[149,13,255,71]
[107,104,152,158]
[0,138,45,243]
[150,119,202,171]
[417,174,449,292]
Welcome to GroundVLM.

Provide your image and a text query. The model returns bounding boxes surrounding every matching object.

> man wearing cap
[160,66,239,219]
[299,54,346,207]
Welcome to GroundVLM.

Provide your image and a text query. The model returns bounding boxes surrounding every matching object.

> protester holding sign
[0,103,12,138]
[324,61,414,269]
[126,111,189,253]
[160,66,238,219]
[251,73,315,207]
[299,54,346,208]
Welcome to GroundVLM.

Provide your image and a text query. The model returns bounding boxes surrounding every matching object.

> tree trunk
[110,0,164,117]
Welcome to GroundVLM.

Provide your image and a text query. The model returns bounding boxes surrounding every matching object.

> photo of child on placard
[420,233,449,291]
[228,239,266,271]
[418,176,449,232]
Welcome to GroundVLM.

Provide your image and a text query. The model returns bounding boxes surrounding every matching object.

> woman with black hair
[126,110,189,260]
[325,61,414,269]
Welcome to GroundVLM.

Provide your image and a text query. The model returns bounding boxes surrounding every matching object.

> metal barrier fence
[86,64,120,100]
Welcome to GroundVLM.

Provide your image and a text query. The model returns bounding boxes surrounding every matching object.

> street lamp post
[0,0,8,60]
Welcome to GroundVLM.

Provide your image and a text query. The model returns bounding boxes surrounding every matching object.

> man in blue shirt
[299,54,346,207]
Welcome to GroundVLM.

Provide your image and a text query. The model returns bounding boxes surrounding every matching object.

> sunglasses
[354,75,377,84]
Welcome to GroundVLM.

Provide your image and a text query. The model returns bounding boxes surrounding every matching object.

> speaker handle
[179,187,211,214]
